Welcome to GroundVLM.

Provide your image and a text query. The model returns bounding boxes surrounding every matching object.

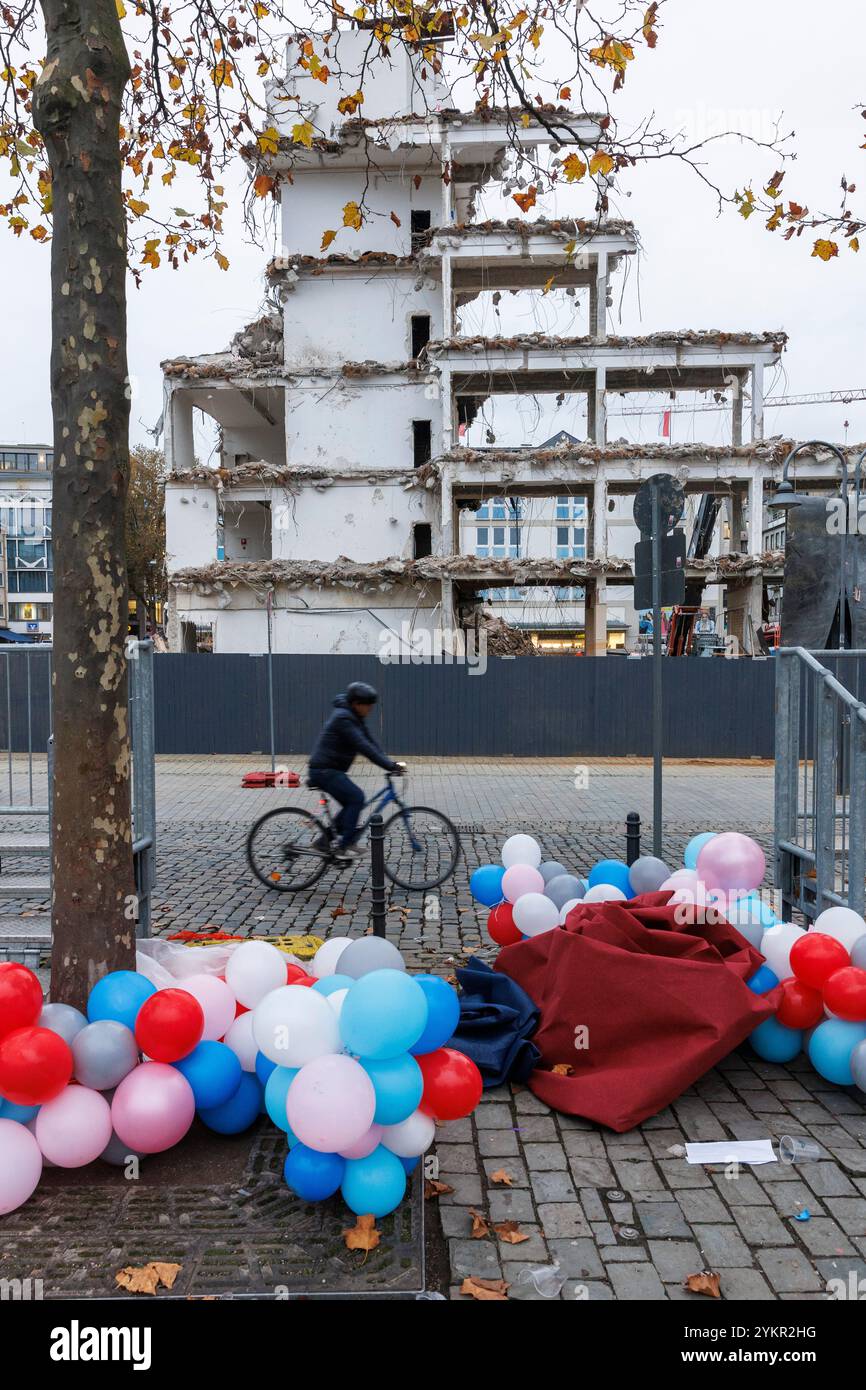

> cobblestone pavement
[9,755,864,1301]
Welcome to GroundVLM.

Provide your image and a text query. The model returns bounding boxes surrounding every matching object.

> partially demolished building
[163,26,824,657]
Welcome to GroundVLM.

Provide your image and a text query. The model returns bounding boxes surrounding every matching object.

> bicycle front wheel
[381,806,460,891]
[246,807,330,892]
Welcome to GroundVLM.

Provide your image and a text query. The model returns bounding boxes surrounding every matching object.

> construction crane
[607,388,866,419]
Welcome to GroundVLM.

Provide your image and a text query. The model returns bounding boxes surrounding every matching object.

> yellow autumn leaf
[321,229,337,252]
[142,238,160,269]
[215,250,230,270]
[812,239,838,261]
[116,0,127,16]
[29,224,48,242]
[253,1,269,14]
[292,121,314,148]
[211,60,233,88]
[127,197,149,216]
[562,152,587,182]
[850,237,860,252]
[257,126,280,156]
[342,200,363,230]
[589,150,614,177]
[589,39,634,76]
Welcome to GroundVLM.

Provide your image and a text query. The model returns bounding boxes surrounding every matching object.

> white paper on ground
[685,1140,777,1166]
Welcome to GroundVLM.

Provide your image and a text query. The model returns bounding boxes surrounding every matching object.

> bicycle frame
[315,776,423,852]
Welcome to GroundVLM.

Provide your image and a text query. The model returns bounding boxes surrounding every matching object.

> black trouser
[308,769,365,847]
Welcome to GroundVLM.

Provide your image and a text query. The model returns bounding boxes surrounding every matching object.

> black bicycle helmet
[346,681,378,704]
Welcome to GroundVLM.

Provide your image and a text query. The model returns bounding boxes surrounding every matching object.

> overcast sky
[1,0,864,455]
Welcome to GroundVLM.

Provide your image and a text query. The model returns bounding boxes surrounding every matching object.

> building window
[412,419,432,468]
[410,209,431,250]
[410,314,431,358]
[476,527,488,546]
[412,522,432,559]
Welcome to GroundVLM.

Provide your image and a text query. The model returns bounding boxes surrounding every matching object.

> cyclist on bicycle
[307,682,405,862]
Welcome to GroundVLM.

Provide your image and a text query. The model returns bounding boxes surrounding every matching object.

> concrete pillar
[440,464,454,554]
[592,474,607,560]
[439,576,456,642]
[171,390,195,472]
[441,134,452,224]
[748,469,765,555]
[751,361,765,442]
[439,365,453,454]
[726,576,763,655]
[442,252,454,338]
[592,367,607,445]
[593,251,608,340]
[730,486,747,553]
[731,377,744,446]
[585,580,608,656]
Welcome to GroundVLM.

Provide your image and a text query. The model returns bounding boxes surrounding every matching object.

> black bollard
[370,813,387,938]
[625,811,641,866]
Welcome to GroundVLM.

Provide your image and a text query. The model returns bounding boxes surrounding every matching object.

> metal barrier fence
[775,647,866,921]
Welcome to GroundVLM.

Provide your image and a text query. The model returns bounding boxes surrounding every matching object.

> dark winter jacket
[308,694,398,774]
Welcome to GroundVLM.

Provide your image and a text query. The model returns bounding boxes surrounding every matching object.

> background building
[0,446,53,641]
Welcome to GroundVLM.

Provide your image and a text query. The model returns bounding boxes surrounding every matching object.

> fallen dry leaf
[494,1221,529,1245]
[684,1270,722,1299]
[425,1178,454,1200]
[489,1169,513,1187]
[343,1214,380,1252]
[461,1276,509,1301]
[115,1261,182,1295]
[330,904,349,919]
[469,1208,490,1239]
[551,1063,574,1076]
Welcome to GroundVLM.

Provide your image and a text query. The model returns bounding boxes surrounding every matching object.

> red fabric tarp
[494,893,779,1132]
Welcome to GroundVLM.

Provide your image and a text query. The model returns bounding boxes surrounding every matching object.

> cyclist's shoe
[334,845,361,863]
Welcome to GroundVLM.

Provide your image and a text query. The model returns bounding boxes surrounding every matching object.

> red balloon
[418,1047,483,1121]
[488,903,521,948]
[0,961,43,1041]
[777,977,824,1030]
[0,1026,72,1105]
[135,988,204,1063]
[790,933,850,989]
[234,1000,249,1017]
[285,964,310,984]
[824,966,866,1022]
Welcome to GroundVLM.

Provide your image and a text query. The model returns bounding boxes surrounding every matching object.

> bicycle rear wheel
[381,805,460,891]
[246,807,330,892]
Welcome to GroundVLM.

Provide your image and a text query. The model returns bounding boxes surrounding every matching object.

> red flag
[660,409,671,438]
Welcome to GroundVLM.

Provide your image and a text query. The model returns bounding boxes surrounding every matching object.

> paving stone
[567,1157,616,1187]
[546,1238,605,1280]
[563,1280,614,1300]
[802,1163,858,1197]
[440,1206,474,1238]
[674,1188,733,1224]
[714,1268,776,1301]
[436,1143,479,1175]
[513,1090,550,1115]
[757,1248,823,1293]
[608,1201,635,1224]
[762,1179,820,1219]
[560,1131,606,1158]
[711,1172,772,1205]
[474,1104,515,1130]
[606,1262,667,1300]
[731,1205,793,1247]
[531,1170,577,1204]
[537,1202,592,1238]
[601,1245,649,1262]
[635,1201,691,1239]
[485,1158,529,1188]
[579,1188,606,1222]
[613,1159,666,1193]
[523,1142,568,1171]
[496,1226,550,1263]
[437,1173,483,1206]
[512,1116,558,1142]
[790,1217,855,1257]
[487,1188,536,1224]
[658,1160,712,1188]
[691,1224,753,1268]
[647,1240,703,1282]
[449,1239,503,1280]
[592,1221,617,1245]
[440,1117,474,1143]
[478,1130,520,1158]
[824,1197,866,1235]
[816,1256,866,1291]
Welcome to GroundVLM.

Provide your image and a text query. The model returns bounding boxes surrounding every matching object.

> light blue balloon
[469,864,505,908]
[341,1145,407,1218]
[808,1020,866,1086]
[362,1053,424,1126]
[409,975,460,1056]
[312,974,353,998]
[684,832,717,871]
[747,965,780,995]
[750,1017,802,1063]
[340,970,428,1060]
[264,1065,299,1131]
[199,1071,262,1134]
[0,1097,40,1123]
[588,859,632,897]
[87,971,156,1030]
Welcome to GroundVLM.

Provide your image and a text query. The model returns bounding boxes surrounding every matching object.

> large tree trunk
[34,0,135,1006]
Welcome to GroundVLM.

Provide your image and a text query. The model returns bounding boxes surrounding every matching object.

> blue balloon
[750,1017,803,1063]
[284,1144,345,1201]
[400,1155,420,1175]
[312,974,353,998]
[684,832,717,871]
[199,1071,262,1134]
[747,965,780,995]
[808,1020,866,1086]
[87,970,156,1030]
[362,1053,424,1126]
[340,970,428,1060]
[409,975,461,1055]
[470,864,505,908]
[174,1041,242,1110]
[0,1098,40,1123]
[588,859,633,896]
[255,1051,278,1087]
[264,1065,299,1131]
[341,1145,407,1218]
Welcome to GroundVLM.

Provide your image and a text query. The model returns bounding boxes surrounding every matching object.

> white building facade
[0,446,53,641]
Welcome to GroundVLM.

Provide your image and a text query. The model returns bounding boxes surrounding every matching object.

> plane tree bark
[33,0,135,1006]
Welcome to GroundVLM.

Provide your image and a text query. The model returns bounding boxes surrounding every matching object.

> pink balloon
[111,1061,195,1154]
[660,869,698,892]
[0,1117,42,1213]
[178,974,236,1042]
[502,863,545,904]
[287,1054,376,1154]
[697,833,766,894]
[35,1085,112,1168]
[339,1122,383,1160]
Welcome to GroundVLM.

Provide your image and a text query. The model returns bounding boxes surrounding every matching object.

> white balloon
[583,884,627,903]
[558,897,583,925]
[252,985,341,1067]
[326,988,349,1023]
[312,937,351,979]
[225,941,288,1008]
[381,1108,436,1158]
[759,923,806,981]
[501,834,542,870]
[223,1012,259,1071]
[512,892,560,937]
[812,906,866,954]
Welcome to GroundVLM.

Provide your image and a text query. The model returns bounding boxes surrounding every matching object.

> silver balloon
[851,1039,866,1095]
[39,1002,88,1045]
[72,1020,139,1090]
[545,874,584,910]
[850,936,866,971]
[100,1132,145,1167]
[628,856,671,895]
[539,860,568,884]
[339,936,406,979]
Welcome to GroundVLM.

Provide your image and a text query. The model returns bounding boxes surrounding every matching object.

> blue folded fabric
[450,956,541,1088]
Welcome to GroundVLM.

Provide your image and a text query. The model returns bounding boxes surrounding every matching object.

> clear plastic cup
[779,1135,822,1164]
[517,1261,565,1299]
